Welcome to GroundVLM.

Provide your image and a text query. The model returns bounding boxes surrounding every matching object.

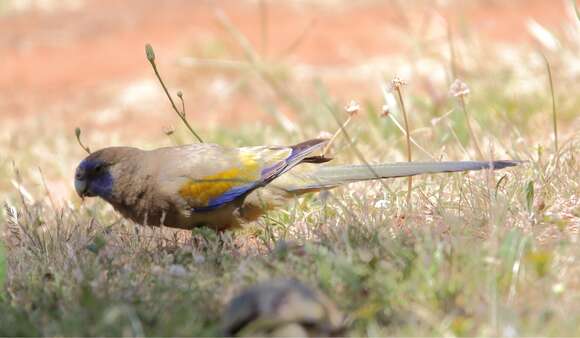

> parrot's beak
[74,168,87,199]
[74,179,87,199]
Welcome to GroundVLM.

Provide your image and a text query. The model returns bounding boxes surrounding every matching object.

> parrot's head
[74,147,136,200]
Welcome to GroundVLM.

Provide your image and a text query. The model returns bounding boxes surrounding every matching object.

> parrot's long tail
[285,160,521,193]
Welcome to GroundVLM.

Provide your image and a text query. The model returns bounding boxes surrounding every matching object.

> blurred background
[0,0,571,130]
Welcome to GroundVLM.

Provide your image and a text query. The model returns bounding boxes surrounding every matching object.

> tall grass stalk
[321,100,359,157]
[540,53,558,158]
[392,77,413,208]
[450,79,484,159]
[458,96,484,159]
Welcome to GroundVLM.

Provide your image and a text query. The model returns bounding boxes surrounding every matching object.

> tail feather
[285,160,521,192]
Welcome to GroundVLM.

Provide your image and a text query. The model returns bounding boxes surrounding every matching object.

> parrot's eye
[94,164,105,174]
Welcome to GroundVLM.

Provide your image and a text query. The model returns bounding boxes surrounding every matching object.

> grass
[1,2,580,336]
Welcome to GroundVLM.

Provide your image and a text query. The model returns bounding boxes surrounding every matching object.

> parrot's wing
[174,139,327,211]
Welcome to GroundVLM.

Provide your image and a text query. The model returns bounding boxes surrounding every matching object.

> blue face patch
[76,159,114,199]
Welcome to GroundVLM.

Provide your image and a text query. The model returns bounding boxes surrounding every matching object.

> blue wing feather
[193,182,258,212]
[193,139,327,212]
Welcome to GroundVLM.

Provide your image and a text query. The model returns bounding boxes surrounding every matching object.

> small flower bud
[75,127,90,154]
[145,43,156,62]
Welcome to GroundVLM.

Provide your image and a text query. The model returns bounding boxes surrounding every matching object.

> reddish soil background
[0,0,566,135]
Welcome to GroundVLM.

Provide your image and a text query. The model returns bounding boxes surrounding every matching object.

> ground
[0,0,579,336]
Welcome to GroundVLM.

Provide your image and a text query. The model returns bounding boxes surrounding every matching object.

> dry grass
[1,2,580,336]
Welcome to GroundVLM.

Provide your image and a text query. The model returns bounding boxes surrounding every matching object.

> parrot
[74,138,520,230]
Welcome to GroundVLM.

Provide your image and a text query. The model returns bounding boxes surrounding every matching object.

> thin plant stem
[447,122,470,158]
[325,103,392,193]
[322,115,354,158]
[485,147,499,335]
[540,53,558,157]
[145,44,204,143]
[75,127,91,154]
[458,95,484,159]
[393,84,413,208]
[381,84,435,159]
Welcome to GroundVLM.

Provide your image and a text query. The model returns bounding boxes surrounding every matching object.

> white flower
[345,100,360,116]
[449,79,470,97]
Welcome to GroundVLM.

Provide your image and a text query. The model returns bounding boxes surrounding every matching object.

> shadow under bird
[74,138,520,230]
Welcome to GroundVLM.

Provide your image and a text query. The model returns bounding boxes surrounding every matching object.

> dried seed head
[381,104,390,118]
[391,76,407,91]
[449,79,470,97]
[163,126,175,136]
[344,100,360,116]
